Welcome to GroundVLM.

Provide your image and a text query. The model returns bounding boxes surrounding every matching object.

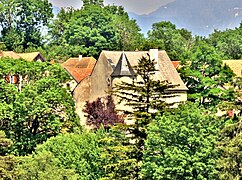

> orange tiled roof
[62,57,96,83]
[172,61,180,69]
[62,58,79,67]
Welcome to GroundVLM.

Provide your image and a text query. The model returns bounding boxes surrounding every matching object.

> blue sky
[48,0,175,15]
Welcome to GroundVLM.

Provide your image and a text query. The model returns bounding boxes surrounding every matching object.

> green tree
[17,151,79,180]
[113,54,175,177]
[147,21,193,60]
[0,131,18,179]
[0,57,80,155]
[99,126,138,179]
[105,5,144,51]
[217,115,242,180]
[179,42,234,107]
[48,7,75,47]
[48,4,143,59]
[32,127,138,179]
[0,0,53,50]
[49,5,118,58]
[216,77,242,179]
[208,24,242,59]
[142,103,219,179]
[0,0,22,50]
[33,131,104,179]
[82,0,104,7]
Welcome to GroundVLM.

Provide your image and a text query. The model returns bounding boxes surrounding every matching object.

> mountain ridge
[129,0,242,36]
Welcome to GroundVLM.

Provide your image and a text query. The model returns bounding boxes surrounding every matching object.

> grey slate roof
[99,50,188,91]
[111,52,136,77]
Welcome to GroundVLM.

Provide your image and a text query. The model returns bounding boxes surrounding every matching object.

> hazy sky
[48,0,175,15]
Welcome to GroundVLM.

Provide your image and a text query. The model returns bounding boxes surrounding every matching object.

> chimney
[79,55,82,61]
[149,49,159,70]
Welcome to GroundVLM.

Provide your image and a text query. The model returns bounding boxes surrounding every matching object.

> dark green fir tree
[113,53,175,177]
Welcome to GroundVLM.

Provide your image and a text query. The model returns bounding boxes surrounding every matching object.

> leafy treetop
[180,42,234,108]
[142,102,219,179]
[0,57,80,155]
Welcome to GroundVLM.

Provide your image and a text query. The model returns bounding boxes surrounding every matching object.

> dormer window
[111,52,136,78]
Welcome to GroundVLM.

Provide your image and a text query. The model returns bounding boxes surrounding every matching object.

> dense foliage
[48,4,143,60]
[17,151,79,180]
[0,131,18,179]
[29,132,103,179]
[147,21,193,60]
[216,99,242,180]
[16,128,138,179]
[142,103,219,179]
[179,42,235,107]
[208,23,242,60]
[0,0,53,51]
[0,58,79,155]
[99,127,138,179]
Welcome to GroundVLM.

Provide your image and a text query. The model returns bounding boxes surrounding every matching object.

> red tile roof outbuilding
[62,57,97,83]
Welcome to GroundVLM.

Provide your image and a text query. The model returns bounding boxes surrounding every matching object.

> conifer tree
[114,54,175,115]
[113,54,176,177]
[99,127,138,179]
